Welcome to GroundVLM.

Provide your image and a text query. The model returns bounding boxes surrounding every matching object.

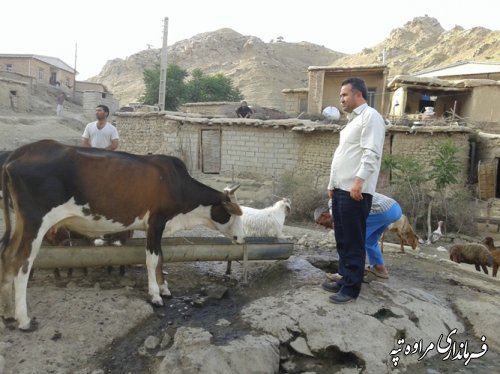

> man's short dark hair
[97,104,110,115]
[341,78,368,100]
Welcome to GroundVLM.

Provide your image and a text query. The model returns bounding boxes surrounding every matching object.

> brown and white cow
[0,139,245,330]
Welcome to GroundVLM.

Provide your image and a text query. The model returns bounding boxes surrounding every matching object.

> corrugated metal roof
[415,61,500,78]
[308,64,387,73]
[0,54,76,74]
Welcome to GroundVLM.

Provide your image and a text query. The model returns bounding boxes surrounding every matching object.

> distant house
[387,74,500,125]
[74,81,120,120]
[0,54,76,90]
[282,64,389,117]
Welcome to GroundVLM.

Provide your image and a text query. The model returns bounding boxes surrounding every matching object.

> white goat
[226,198,291,275]
[241,198,291,238]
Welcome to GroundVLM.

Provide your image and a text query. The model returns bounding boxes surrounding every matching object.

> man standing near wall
[82,104,119,151]
[322,77,386,304]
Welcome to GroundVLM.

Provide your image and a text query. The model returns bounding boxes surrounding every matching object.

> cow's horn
[224,184,240,194]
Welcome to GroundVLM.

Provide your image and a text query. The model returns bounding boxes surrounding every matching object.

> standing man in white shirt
[82,104,119,151]
[322,78,386,304]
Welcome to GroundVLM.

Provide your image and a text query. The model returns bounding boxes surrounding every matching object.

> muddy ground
[1,108,500,373]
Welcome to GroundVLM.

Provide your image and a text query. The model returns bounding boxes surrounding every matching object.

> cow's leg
[0,276,15,320]
[145,223,169,306]
[14,234,44,331]
[480,264,488,274]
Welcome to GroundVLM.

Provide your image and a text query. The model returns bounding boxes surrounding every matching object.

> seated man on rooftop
[236,100,253,118]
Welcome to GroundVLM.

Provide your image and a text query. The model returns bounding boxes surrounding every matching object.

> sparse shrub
[274,171,326,222]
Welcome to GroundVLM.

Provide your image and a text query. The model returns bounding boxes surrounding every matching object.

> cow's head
[211,184,245,243]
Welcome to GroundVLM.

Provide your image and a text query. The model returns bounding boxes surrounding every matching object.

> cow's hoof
[19,318,38,332]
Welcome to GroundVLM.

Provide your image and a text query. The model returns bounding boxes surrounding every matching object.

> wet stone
[144,335,161,350]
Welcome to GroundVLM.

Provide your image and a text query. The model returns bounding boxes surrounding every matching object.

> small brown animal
[44,227,133,278]
[448,243,494,274]
[481,237,500,277]
[380,214,419,253]
[315,211,333,229]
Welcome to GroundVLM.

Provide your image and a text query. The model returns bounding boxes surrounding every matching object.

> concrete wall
[462,86,500,123]
[307,70,325,115]
[114,113,473,188]
[180,102,239,117]
[283,91,308,115]
[308,70,387,116]
[82,91,120,121]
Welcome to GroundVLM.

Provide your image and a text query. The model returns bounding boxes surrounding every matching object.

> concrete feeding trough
[33,237,294,269]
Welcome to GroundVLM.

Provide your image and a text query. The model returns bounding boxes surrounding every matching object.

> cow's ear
[222,201,242,216]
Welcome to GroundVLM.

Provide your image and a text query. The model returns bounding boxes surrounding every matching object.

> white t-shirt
[82,121,119,149]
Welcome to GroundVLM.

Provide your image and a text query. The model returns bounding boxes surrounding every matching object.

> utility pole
[158,17,169,111]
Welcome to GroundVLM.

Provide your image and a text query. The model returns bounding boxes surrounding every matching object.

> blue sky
[2,0,498,80]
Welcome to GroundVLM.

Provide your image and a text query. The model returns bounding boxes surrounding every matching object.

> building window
[38,68,45,81]
[50,72,57,85]
[5,64,13,72]
[367,88,376,107]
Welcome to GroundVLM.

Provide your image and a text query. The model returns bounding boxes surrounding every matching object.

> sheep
[481,237,500,277]
[448,243,494,275]
[225,198,291,274]
[314,205,418,253]
[380,214,419,253]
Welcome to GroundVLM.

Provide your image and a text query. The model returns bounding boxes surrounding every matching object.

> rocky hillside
[336,16,500,76]
[89,17,500,109]
[90,28,343,109]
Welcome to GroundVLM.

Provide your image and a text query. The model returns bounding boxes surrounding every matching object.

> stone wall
[389,128,471,183]
[115,112,474,186]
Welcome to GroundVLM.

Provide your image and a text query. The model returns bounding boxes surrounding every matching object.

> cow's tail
[0,166,12,252]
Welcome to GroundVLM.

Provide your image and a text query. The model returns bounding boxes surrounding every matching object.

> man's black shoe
[329,292,356,304]
[321,281,341,293]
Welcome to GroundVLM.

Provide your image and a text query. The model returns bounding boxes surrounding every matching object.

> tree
[184,68,243,103]
[140,64,188,110]
[140,64,242,110]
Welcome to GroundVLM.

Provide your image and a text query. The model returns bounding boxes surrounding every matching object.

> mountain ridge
[89,16,500,109]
